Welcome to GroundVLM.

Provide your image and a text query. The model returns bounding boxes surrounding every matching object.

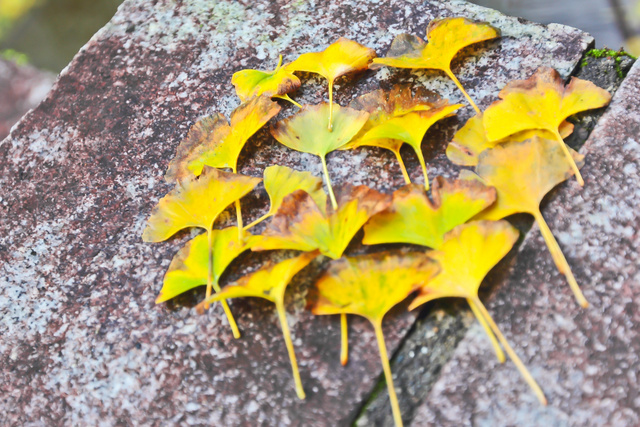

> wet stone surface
[0,0,596,425]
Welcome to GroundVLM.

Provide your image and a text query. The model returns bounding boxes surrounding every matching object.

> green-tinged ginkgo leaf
[232,55,302,107]
[271,103,369,208]
[165,95,281,181]
[372,17,500,114]
[409,220,546,406]
[244,165,327,230]
[344,85,441,184]
[254,185,391,259]
[483,67,611,185]
[196,251,319,400]
[356,102,462,190]
[287,37,377,129]
[363,176,495,248]
[461,136,588,307]
[142,167,261,243]
[312,252,440,427]
[446,113,574,167]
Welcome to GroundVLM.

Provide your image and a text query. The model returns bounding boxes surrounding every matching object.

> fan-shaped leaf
[461,136,588,307]
[232,55,301,107]
[197,251,318,400]
[409,220,546,405]
[312,252,440,426]
[363,176,495,248]
[287,37,376,129]
[483,67,611,185]
[372,17,500,113]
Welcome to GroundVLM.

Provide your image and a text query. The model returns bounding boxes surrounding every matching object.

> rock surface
[0,0,594,425]
[412,59,640,427]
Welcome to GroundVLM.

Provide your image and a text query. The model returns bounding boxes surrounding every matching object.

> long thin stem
[276,301,306,400]
[206,228,241,339]
[320,154,338,210]
[232,166,245,241]
[553,129,584,186]
[328,80,334,132]
[533,210,588,308]
[413,147,430,191]
[373,320,403,427]
[275,94,303,109]
[445,68,481,115]
[467,298,505,363]
[471,296,547,405]
[340,313,349,366]
[393,150,411,184]
[244,212,271,231]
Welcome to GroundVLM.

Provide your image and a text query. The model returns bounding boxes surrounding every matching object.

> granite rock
[0,0,593,425]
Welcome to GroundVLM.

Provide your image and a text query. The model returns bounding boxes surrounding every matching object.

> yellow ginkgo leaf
[312,252,440,427]
[196,251,318,400]
[483,67,611,185]
[287,37,377,130]
[254,185,391,259]
[271,103,369,208]
[157,226,259,337]
[165,95,281,181]
[363,176,496,248]
[372,17,500,114]
[231,55,302,107]
[446,113,574,167]
[409,220,546,406]
[344,85,441,184]
[461,136,588,307]
[356,102,463,190]
[245,165,327,230]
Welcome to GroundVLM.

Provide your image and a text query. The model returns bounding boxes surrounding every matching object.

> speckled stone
[412,60,640,427]
[0,0,592,425]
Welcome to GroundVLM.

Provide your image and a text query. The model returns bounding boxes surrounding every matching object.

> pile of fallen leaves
[141,17,610,426]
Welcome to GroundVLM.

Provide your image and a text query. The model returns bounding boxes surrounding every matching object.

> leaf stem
[553,129,584,186]
[328,80,334,132]
[445,68,481,115]
[533,210,588,308]
[276,94,303,109]
[320,154,338,210]
[467,297,505,363]
[471,296,547,405]
[340,313,349,366]
[232,166,245,241]
[373,320,403,427]
[206,228,241,339]
[413,147,430,191]
[276,301,306,400]
[393,150,412,185]
[244,212,271,231]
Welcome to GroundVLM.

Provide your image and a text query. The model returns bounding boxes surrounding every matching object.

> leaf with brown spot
[461,136,588,307]
[409,220,547,405]
[363,176,496,248]
[197,251,318,400]
[312,251,440,426]
[372,17,500,114]
[483,67,611,185]
[287,37,377,130]
[232,55,302,107]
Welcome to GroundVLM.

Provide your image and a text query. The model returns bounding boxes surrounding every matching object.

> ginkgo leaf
[363,176,496,248]
[372,17,501,114]
[446,113,574,167]
[245,165,327,230]
[312,252,440,427]
[254,185,391,259]
[344,85,441,184]
[271,103,369,208]
[461,136,588,307]
[287,37,377,130]
[165,95,281,181]
[356,102,463,190]
[483,67,611,185]
[232,55,302,107]
[196,251,318,400]
[409,220,546,405]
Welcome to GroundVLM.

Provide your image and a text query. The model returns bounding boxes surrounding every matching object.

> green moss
[580,48,636,78]
[0,48,29,66]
